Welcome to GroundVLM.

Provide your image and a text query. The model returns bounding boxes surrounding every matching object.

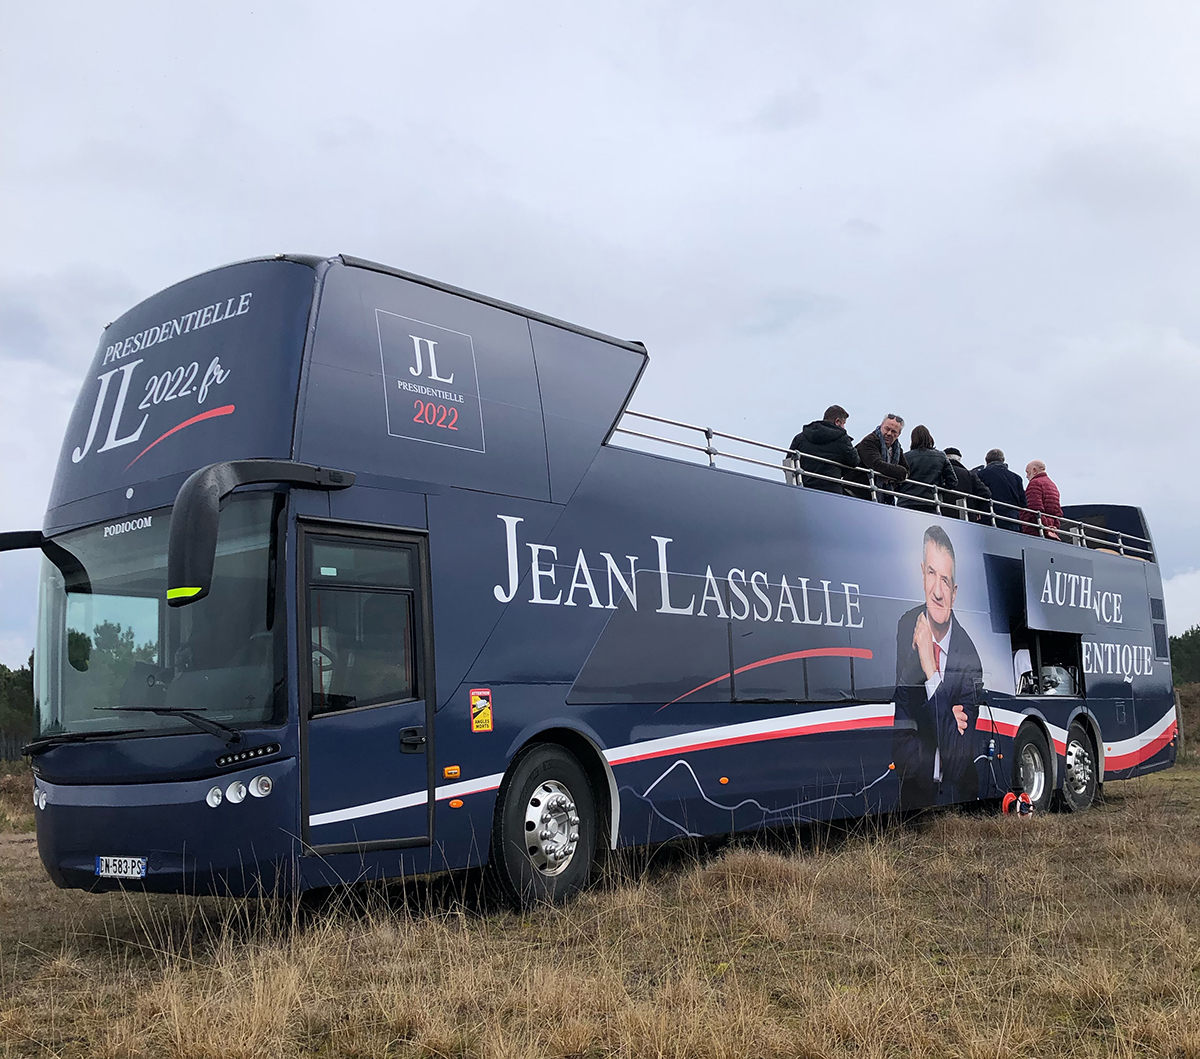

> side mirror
[167,460,354,607]
[0,530,92,593]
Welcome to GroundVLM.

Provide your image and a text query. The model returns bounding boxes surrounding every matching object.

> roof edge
[338,254,648,356]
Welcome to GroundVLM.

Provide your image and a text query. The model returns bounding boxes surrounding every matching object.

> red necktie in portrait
[933,642,942,674]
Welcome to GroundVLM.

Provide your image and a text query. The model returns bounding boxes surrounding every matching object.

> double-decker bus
[1,254,1178,904]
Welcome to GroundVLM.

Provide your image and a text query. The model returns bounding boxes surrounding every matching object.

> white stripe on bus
[308,701,1179,828]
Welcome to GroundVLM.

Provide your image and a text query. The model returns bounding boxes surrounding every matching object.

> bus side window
[307,537,417,716]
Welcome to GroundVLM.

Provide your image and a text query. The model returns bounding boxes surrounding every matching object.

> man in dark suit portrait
[893,525,983,806]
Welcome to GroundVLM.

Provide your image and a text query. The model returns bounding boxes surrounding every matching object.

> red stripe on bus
[610,713,894,766]
[125,405,236,469]
[978,715,1178,772]
[661,647,874,709]
[1104,721,1178,771]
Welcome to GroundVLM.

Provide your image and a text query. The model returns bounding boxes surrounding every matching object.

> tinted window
[311,540,413,588]
[307,536,419,716]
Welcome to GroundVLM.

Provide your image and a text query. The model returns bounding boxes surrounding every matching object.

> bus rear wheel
[1012,724,1053,814]
[1057,721,1097,812]
[488,743,598,908]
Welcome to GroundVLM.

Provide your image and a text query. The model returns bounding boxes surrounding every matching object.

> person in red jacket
[1021,460,1063,538]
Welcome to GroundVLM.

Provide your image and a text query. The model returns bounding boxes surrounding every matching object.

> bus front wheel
[488,742,598,908]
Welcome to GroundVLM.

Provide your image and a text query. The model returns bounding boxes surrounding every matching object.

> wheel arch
[504,723,619,851]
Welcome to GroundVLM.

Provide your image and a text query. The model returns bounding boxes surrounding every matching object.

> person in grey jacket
[899,425,956,513]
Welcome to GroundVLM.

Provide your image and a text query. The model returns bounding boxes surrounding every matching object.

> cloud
[0,636,31,671]
[1163,569,1200,638]
[0,269,140,372]
[841,218,882,237]
[736,83,822,133]
[1035,133,1198,220]
[736,289,843,335]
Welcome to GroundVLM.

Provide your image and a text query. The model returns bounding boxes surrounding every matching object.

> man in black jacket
[849,413,909,503]
[893,525,983,807]
[788,405,860,493]
[944,447,991,521]
[975,449,1026,529]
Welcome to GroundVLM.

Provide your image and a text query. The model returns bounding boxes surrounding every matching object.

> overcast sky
[3,1,1200,667]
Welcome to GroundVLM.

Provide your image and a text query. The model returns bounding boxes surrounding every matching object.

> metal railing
[611,410,1155,561]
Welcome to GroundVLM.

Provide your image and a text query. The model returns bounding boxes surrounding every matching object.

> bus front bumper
[31,757,299,895]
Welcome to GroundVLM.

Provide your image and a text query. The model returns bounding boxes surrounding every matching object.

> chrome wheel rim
[523,780,580,877]
[1065,737,1093,796]
[1019,742,1046,804]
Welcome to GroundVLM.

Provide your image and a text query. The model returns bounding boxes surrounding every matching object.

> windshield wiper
[94,706,243,746]
[22,728,146,756]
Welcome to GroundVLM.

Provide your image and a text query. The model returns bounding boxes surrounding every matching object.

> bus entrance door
[300,526,435,853]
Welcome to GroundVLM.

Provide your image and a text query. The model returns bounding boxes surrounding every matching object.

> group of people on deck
[788,406,1065,536]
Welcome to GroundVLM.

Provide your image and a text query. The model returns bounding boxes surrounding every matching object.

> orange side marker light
[449,799,464,809]
[443,765,461,780]
[719,776,729,785]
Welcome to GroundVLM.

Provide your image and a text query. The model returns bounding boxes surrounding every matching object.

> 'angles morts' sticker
[470,688,493,732]
[376,309,485,453]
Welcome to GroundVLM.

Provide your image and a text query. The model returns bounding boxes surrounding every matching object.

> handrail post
[703,427,716,469]
[1118,534,1126,556]
[1037,511,1045,538]
[869,469,878,503]
[988,500,996,528]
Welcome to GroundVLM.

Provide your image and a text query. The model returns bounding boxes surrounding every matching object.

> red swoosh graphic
[125,405,236,470]
[659,647,874,710]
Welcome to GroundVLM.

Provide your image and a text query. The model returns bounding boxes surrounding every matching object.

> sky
[3,1,1200,667]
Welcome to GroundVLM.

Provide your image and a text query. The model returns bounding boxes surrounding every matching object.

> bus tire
[1057,721,1098,812]
[1012,724,1053,814]
[487,742,598,908]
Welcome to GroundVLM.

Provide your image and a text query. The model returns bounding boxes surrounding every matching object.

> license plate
[95,855,147,879]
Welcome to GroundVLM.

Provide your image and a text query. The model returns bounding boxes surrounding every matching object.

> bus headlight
[248,775,273,798]
[206,786,223,808]
[226,781,247,804]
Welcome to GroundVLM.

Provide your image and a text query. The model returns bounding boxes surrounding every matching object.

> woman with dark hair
[899,425,956,513]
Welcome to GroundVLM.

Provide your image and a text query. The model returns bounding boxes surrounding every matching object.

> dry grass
[0,763,34,835]
[2,754,1199,1056]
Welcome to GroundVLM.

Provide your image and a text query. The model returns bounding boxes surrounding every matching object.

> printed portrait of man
[893,525,983,806]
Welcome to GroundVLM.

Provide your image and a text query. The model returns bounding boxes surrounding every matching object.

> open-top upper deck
[610,410,1156,562]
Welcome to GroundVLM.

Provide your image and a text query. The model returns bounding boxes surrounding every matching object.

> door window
[307,536,419,715]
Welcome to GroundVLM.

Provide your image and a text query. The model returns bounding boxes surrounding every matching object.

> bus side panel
[299,263,551,503]
[527,320,646,504]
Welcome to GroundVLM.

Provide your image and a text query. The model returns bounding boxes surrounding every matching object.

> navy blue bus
[1,254,1178,903]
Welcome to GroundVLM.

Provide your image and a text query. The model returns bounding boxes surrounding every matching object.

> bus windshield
[34,492,284,739]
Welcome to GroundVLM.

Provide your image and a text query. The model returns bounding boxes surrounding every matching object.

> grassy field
[1,702,1197,1058]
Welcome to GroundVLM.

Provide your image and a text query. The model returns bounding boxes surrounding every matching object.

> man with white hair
[1021,460,1063,538]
